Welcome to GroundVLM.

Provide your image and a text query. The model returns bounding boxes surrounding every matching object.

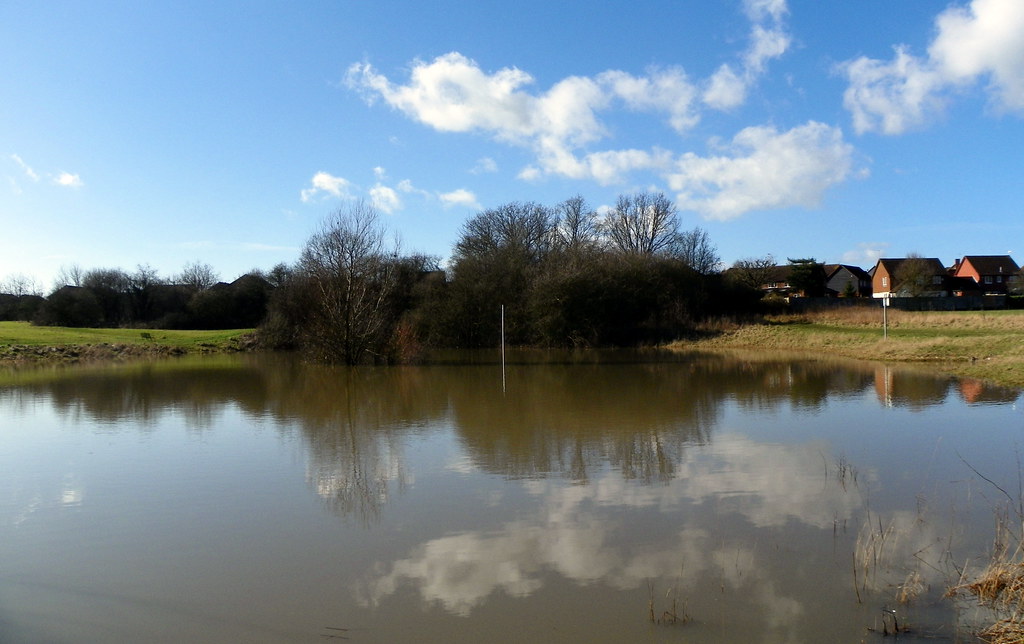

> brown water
[1,350,1021,643]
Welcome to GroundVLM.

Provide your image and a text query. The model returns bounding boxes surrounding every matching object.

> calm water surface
[1,351,1022,643]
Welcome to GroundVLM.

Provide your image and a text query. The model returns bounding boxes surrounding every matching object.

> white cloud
[10,154,39,182]
[534,75,610,145]
[348,50,796,195]
[470,157,498,174]
[599,67,699,133]
[438,188,481,210]
[841,242,889,266]
[577,148,672,186]
[667,122,854,220]
[346,24,792,179]
[703,64,748,110]
[841,47,946,135]
[347,53,537,139]
[397,178,431,198]
[53,172,83,188]
[356,435,903,622]
[703,0,791,109]
[7,156,84,192]
[516,165,542,182]
[370,184,402,214]
[930,0,1024,109]
[347,54,704,184]
[300,171,351,202]
[343,3,861,221]
[745,23,791,75]
[743,0,787,23]
[841,0,1024,134]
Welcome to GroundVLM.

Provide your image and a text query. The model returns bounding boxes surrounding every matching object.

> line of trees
[3,190,794,362]
[263,192,764,364]
[1,262,277,329]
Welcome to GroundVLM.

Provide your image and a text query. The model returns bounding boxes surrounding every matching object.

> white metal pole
[501,305,506,393]
[883,295,888,339]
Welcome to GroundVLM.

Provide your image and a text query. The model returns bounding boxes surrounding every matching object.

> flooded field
[2,350,1022,643]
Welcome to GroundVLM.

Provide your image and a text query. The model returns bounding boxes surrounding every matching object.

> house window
[932,276,942,285]
[985,276,993,284]
[997,275,1003,283]
[881,277,888,287]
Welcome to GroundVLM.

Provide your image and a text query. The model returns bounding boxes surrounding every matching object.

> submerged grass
[677,309,1024,389]
[647,577,689,627]
[948,453,1024,643]
[953,519,1024,643]
[946,501,1024,642]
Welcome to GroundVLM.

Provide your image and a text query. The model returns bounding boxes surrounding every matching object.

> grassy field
[0,321,255,366]
[677,308,1024,389]
[0,321,253,348]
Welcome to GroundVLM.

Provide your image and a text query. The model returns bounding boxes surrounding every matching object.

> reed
[896,570,924,604]
[949,461,1024,643]
[647,576,689,626]
[854,514,897,594]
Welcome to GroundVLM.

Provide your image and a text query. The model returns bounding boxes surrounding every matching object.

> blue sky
[2,0,1023,291]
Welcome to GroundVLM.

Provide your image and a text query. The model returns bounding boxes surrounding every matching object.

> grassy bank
[677,308,1024,389]
[0,321,256,365]
[4,310,1024,389]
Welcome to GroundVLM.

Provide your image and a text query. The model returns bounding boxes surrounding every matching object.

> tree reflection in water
[5,350,1019,526]
[2,350,1023,642]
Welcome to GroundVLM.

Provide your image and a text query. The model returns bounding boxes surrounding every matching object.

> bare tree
[263,262,292,289]
[82,267,131,325]
[600,191,680,256]
[894,253,940,297]
[447,202,556,346]
[177,261,219,292]
[453,201,555,264]
[729,255,776,290]
[677,226,720,274]
[0,273,42,296]
[298,201,400,364]
[128,264,164,322]
[553,195,599,258]
[54,263,84,288]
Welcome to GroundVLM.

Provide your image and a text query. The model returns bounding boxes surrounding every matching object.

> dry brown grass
[680,310,1024,388]
[897,570,925,605]
[952,514,1024,643]
[797,308,1024,332]
[980,619,1024,644]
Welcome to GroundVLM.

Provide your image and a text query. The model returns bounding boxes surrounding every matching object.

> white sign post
[882,294,889,339]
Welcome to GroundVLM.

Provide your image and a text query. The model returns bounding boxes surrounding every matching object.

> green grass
[0,321,253,349]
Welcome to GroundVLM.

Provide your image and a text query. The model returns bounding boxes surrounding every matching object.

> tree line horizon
[0,191,920,363]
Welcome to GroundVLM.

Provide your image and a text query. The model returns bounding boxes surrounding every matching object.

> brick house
[870,258,948,298]
[761,265,794,295]
[950,255,1020,295]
